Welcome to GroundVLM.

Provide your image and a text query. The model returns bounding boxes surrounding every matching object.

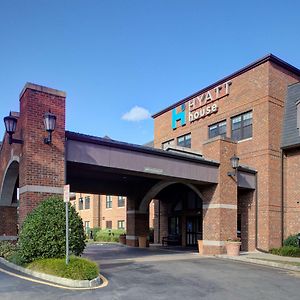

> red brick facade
[153,57,300,252]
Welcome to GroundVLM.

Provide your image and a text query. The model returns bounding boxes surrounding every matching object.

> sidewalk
[217,251,300,272]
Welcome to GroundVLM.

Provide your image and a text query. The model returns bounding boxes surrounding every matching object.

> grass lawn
[27,256,99,280]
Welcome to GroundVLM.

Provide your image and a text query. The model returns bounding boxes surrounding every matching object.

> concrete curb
[216,255,300,272]
[0,257,102,288]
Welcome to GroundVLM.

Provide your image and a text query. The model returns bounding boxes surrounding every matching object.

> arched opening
[0,160,19,237]
[139,181,204,247]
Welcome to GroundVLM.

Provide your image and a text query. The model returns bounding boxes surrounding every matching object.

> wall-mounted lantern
[227,154,240,177]
[3,110,57,145]
[43,111,57,144]
[3,113,23,145]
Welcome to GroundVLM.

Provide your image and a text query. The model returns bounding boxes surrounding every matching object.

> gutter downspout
[158,199,160,243]
[281,150,284,246]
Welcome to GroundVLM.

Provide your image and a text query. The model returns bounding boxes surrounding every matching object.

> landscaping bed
[26,256,99,280]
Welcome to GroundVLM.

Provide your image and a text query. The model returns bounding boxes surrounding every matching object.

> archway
[138,181,205,247]
[0,159,19,238]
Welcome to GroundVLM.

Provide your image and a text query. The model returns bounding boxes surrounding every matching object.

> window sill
[237,137,252,143]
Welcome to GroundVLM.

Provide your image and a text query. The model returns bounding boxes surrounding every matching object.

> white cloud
[122,106,151,122]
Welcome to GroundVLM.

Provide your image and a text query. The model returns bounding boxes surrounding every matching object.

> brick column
[92,195,100,228]
[126,196,149,247]
[18,83,66,225]
[158,200,168,244]
[202,137,237,255]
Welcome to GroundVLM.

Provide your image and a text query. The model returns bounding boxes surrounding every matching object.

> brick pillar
[159,200,168,244]
[0,206,17,236]
[126,196,149,247]
[202,137,237,255]
[92,195,100,228]
[18,83,66,225]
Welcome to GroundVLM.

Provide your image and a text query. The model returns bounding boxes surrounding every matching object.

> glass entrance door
[186,216,202,246]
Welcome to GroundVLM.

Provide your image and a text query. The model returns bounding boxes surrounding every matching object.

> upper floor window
[118,196,125,207]
[85,196,90,209]
[162,139,175,150]
[208,120,227,139]
[79,197,83,210]
[231,111,252,141]
[177,133,191,148]
[106,195,112,208]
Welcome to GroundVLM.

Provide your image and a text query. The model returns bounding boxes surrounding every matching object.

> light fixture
[43,110,57,144]
[228,154,240,177]
[3,112,23,145]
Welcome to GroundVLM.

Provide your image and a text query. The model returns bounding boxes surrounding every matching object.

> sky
[0,0,300,145]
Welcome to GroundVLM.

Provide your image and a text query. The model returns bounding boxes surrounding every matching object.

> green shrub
[0,241,16,259]
[27,256,99,280]
[7,250,26,266]
[91,227,101,241]
[94,229,125,242]
[18,196,86,263]
[270,246,300,257]
[283,234,299,247]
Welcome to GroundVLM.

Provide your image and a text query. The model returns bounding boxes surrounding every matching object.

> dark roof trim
[152,54,300,118]
[238,165,257,174]
[281,143,300,150]
[65,131,219,167]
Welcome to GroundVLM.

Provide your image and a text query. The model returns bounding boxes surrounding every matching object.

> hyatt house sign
[172,80,232,129]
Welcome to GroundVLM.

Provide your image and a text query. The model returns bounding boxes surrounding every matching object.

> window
[209,120,227,139]
[118,220,125,229]
[106,195,112,208]
[162,139,175,150]
[118,196,125,207]
[84,221,90,234]
[79,197,83,210]
[177,133,191,148]
[85,196,90,209]
[231,111,252,141]
[106,221,112,229]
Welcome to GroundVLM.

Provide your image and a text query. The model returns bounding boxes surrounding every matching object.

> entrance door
[186,216,202,246]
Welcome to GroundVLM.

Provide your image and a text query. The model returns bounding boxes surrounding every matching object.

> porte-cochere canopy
[66,131,255,196]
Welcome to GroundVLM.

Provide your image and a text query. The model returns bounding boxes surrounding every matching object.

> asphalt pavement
[0,243,300,300]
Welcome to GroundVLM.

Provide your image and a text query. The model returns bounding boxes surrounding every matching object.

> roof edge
[152,54,300,118]
[65,130,220,167]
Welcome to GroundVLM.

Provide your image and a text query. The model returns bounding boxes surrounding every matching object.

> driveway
[0,243,300,299]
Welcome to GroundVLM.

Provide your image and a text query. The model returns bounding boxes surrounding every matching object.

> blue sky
[1,0,300,144]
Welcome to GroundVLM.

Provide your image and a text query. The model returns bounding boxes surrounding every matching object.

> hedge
[270,246,300,257]
[94,229,125,242]
[27,256,99,280]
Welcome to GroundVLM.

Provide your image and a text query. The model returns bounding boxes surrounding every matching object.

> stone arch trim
[138,180,207,213]
[0,156,20,207]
